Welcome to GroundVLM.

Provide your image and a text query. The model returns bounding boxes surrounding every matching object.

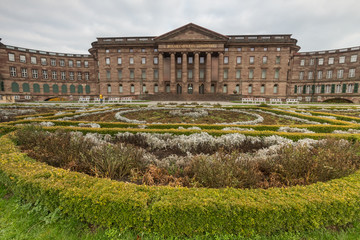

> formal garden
[1,102,360,239]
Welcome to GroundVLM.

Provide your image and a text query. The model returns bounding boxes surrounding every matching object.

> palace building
[1,23,359,102]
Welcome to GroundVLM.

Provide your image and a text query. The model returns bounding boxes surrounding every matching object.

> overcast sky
[1,0,360,54]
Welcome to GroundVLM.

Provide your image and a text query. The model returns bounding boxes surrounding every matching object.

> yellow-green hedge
[1,135,360,237]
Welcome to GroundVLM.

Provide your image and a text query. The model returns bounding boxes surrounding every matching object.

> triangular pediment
[155,23,228,42]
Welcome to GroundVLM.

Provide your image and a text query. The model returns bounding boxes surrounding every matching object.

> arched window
[176,84,182,94]
[70,84,76,93]
[154,84,158,93]
[11,82,19,92]
[248,84,253,94]
[130,84,135,93]
[235,84,240,94]
[78,85,83,94]
[210,84,215,93]
[119,84,123,93]
[223,84,228,93]
[33,84,40,93]
[107,84,111,93]
[187,84,193,94]
[85,85,90,94]
[165,84,170,93]
[43,84,50,93]
[260,84,265,94]
[273,84,278,94]
[0,81,5,91]
[142,84,147,93]
[22,83,30,92]
[52,84,59,93]
[61,84,67,93]
[199,84,205,94]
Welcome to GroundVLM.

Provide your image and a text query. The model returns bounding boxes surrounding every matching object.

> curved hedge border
[1,135,360,237]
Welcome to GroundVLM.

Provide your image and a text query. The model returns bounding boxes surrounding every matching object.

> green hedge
[1,135,360,237]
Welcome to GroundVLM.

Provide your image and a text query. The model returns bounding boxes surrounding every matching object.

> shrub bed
[1,134,360,237]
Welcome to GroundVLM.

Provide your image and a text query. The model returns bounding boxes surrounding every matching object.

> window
[210,84,214,93]
[337,69,344,78]
[154,69,159,79]
[224,56,229,64]
[141,48,146,53]
[53,84,59,93]
[326,70,333,79]
[187,69,192,79]
[33,84,40,93]
[236,69,241,79]
[223,84,228,93]
[52,71,57,80]
[107,84,111,93]
[10,67,16,77]
[351,55,357,63]
[249,56,255,64]
[141,69,146,79]
[106,70,110,80]
[69,72,74,80]
[310,59,315,65]
[187,84,193,94]
[76,60,81,67]
[61,85,67,93]
[308,71,313,80]
[105,49,110,53]
[249,69,254,79]
[105,58,110,65]
[20,55,26,63]
[153,57,158,64]
[60,59,65,66]
[300,59,305,66]
[328,57,334,65]
[264,47,268,51]
[248,84,253,93]
[261,69,267,79]
[223,69,228,79]
[42,70,48,79]
[130,69,134,79]
[349,68,356,78]
[347,84,354,93]
[297,86,303,94]
[51,59,56,66]
[129,57,134,64]
[70,85,75,93]
[199,69,205,79]
[325,85,331,93]
[77,85,83,94]
[273,84,278,94]
[262,56,268,64]
[61,71,66,80]
[177,57,182,64]
[306,85,311,94]
[129,48,133,53]
[339,56,345,63]
[84,61,89,67]
[250,47,254,51]
[177,69,181,79]
[117,57,122,65]
[274,69,280,79]
[32,69,38,79]
[275,56,280,64]
[188,57,193,64]
[299,71,304,80]
[21,68,28,78]
[85,72,89,81]
[336,84,341,93]
[68,60,73,67]
[199,57,205,64]
[154,84,159,93]
[118,70,122,80]
[276,47,281,52]
[236,56,242,64]
[315,85,321,93]
[260,84,265,94]
[225,48,229,52]
[154,48,158,52]
[130,84,135,93]
[166,84,170,93]
[141,57,146,64]
[41,57,47,65]
[11,82,19,92]
[235,84,240,94]
[317,71,323,80]
[142,84,146,93]
[119,84,123,93]
[318,58,324,65]
[8,53,15,61]
[237,47,242,52]
[31,56,37,64]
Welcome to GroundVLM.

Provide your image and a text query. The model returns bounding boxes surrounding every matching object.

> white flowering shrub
[278,127,315,133]
[39,121,55,127]
[78,122,101,128]
[169,109,209,118]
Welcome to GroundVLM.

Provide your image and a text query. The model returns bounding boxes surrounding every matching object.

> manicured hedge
[309,111,360,123]
[1,135,360,237]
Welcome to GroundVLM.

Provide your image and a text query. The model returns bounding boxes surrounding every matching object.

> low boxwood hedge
[1,135,360,237]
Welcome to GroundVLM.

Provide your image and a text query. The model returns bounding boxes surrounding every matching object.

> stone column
[218,52,224,83]
[194,52,199,83]
[206,52,212,92]
[182,52,187,84]
[170,52,176,92]
[158,53,164,90]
